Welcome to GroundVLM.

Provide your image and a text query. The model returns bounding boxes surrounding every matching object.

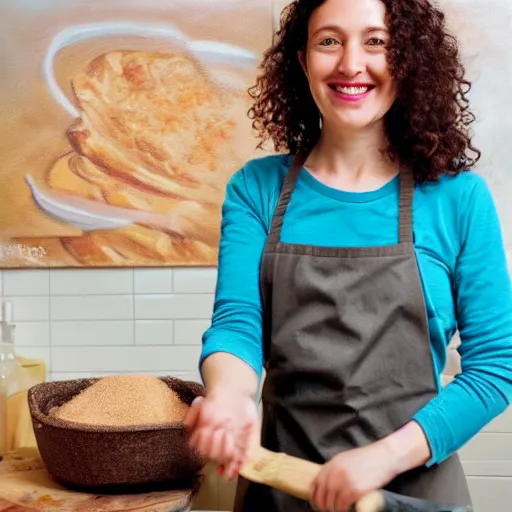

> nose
[338,42,365,77]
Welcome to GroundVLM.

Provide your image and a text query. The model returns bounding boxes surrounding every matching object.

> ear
[298,50,308,77]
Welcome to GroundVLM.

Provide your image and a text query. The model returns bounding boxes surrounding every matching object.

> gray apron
[233,154,472,511]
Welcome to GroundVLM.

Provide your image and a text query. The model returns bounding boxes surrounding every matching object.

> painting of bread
[0,5,270,268]
[66,50,237,205]
[24,46,250,266]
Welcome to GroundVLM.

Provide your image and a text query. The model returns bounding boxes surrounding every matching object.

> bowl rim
[28,376,205,433]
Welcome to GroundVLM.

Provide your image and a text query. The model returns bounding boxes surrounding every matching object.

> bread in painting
[46,150,219,265]
[40,49,239,266]
[66,50,236,206]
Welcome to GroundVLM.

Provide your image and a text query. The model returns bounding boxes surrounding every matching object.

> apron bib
[234,155,472,511]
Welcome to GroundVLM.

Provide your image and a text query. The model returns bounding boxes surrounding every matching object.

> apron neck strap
[267,153,415,245]
[398,168,414,244]
[267,154,306,245]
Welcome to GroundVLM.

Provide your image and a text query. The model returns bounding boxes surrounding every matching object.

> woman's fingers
[184,389,259,480]
[183,396,203,430]
[189,427,210,456]
[219,429,236,463]
[224,449,243,480]
[222,423,254,480]
[189,423,239,470]
[209,428,227,461]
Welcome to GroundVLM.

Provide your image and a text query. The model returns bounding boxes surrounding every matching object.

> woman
[184,0,512,511]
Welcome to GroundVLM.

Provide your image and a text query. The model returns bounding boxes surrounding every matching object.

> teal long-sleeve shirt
[200,153,512,466]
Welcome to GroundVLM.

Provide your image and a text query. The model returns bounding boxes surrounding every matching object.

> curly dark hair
[248,0,481,182]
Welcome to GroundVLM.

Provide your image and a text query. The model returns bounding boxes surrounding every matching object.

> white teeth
[334,86,369,95]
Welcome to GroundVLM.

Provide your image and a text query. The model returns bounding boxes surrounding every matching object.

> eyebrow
[312,24,388,37]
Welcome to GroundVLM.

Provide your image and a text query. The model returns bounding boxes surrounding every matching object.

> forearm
[380,421,431,475]
[201,352,260,399]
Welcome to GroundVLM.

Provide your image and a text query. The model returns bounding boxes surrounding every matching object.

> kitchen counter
[0,448,199,511]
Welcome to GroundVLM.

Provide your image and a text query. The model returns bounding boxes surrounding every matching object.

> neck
[304,121,398,189]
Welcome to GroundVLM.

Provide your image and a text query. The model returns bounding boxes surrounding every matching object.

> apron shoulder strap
[398,169,415,244]
[267,154,306,245]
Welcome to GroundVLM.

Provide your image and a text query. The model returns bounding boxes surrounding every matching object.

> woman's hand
[310,441,398,512]
[310,421,431,512]
[184,385,259,480]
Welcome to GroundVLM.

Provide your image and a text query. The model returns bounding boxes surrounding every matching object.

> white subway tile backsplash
[49,370,202,383]
[460,432,512,461]
[172,371,202,382]
[52,321,134,346]
[50,372,94,381]
[3,269,50,296]
[50,269,133,295]
[135,294,214,320]
[174,268,217,293]
[134,269,173,294]
[52,346,201,372]
[135,320,173,345]
[1,265,216,380]
[3,296,50,321]
[87,370,201,380]
[13,322,50,347]
[51,295,133,320]
[174,319,210,345]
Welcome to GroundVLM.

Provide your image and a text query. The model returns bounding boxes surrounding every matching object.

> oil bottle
[0,301,38,454]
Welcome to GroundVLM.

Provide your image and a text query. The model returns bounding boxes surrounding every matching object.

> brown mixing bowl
[28,376,206,492]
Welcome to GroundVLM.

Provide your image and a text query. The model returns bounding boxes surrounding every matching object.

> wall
[2,267,214,384]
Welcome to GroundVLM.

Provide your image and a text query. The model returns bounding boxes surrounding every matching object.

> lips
[329,83,376,95]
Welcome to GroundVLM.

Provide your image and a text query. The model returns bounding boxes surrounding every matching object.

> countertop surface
[0,448,198,512]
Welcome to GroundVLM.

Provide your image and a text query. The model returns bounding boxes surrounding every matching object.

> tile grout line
[170,269,177,346]
[171,269,175,345]
[13,318,211,323]
[0,292,215,297]
[45,344,201,348]
[48,268,53,379]
[132,267,136,346]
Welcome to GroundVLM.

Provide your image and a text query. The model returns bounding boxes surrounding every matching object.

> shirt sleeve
[413,176,512,466]
[199,167,267,381]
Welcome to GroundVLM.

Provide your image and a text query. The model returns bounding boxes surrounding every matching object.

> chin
[330,114,385,132]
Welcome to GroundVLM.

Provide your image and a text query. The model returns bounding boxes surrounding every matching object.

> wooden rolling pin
[240,445,473,512]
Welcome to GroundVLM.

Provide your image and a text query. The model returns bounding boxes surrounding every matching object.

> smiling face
[299,0,396,133]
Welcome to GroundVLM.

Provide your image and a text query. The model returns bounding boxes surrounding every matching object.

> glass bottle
[0,325,20,454]
[0,311,38,454]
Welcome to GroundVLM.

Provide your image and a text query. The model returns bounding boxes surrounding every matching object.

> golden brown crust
[39,49,236,266]
[67,50,236,204]
[61,225,218,266]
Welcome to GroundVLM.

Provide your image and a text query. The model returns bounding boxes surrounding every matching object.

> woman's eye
[320,37,339,47]
[367,38,386,46]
